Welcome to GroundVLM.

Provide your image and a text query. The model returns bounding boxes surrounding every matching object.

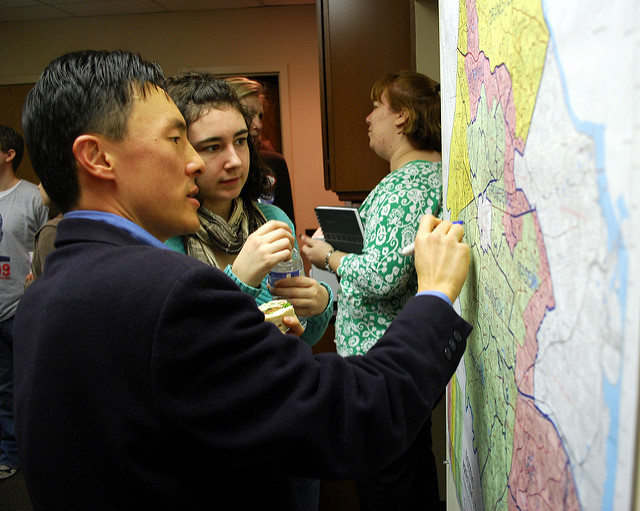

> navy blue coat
[14,218,471,510]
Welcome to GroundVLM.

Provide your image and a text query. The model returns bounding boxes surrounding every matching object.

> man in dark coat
[13,50,471,510]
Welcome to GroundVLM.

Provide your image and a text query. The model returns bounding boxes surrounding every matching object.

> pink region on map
[464,28,527,253]
[515,217,555,394]
[461,0,576,508]
[508,396,579,510]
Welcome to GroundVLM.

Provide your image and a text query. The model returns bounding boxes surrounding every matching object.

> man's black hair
[0,125,24,171]
[22,50,166,212]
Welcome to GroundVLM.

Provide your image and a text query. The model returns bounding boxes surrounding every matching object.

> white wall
[414,1,454,505]
[0,5,341,234]
[415,0,441,82]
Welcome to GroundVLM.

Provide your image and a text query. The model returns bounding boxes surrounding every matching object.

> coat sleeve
[151,264,471,480]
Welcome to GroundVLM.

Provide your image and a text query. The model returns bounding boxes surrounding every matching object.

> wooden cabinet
[317,0,415,202]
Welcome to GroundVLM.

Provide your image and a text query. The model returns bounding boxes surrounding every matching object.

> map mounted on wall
[440,0,640,509]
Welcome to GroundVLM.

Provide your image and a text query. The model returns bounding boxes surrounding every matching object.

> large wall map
[440,0,640,509]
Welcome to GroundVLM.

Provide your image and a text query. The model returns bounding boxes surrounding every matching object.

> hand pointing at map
[414,214,470,303]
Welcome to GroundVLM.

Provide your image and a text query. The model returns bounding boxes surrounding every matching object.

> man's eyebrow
[165,117,187,134]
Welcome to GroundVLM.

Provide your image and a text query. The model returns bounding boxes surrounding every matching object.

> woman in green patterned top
[300,71,443,511]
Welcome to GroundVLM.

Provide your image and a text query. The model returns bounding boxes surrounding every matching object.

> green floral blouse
[335,160,442,356]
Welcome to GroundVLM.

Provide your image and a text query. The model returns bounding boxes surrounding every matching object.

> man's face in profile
[105,87,204,241]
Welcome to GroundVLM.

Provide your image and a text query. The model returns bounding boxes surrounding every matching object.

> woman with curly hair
[165,73,332,349]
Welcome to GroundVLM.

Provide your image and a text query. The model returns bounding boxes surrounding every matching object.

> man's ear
[2,148,15,165]
[72,135,116,181]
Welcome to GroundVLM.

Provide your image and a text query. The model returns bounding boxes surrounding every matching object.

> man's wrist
[416,290,452,307]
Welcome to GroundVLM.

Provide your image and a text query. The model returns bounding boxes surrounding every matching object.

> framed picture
[183,64,291,159]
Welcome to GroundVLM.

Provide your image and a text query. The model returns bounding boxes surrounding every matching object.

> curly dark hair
[165,72,271,202]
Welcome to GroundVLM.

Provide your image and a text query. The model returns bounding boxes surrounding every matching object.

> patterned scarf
[184,198,267,269]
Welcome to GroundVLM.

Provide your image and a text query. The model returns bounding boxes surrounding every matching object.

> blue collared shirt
[64,211,170,250]
[417,290,452,307]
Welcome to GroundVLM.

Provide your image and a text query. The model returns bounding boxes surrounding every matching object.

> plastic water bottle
[268,248,307,327]
[268,247,304,287]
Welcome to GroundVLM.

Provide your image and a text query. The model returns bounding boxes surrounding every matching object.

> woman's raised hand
[231,221,294,287]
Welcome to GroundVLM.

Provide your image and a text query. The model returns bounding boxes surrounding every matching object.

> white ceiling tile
[0,0,39,7]
[38,0,110,4]
[262,0,314,5]
[0,0,314,22]
[59,0,163,17]
[155,0,262,9]
[0,5,70,21]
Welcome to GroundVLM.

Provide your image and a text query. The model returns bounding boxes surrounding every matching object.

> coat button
[444,347,452,361]
[453,330,462,342]
[449,338,456,351]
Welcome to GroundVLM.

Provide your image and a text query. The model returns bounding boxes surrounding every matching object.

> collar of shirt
[64,211,169,250]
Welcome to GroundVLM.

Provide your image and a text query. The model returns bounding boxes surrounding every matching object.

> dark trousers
[0,317,19,468]
[356,415,441,511]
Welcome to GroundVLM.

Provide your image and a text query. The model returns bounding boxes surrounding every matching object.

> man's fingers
[414,216,471,302]
[427,218,464,242]
[419,214,441,233]
[449,222,465,242]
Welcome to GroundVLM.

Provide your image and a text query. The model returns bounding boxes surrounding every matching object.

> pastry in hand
[258,299,297,333]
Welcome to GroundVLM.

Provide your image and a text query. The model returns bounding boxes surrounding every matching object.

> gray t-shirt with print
[0,180,48,321]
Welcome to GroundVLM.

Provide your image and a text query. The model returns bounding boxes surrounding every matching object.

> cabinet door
[318,0,414,202]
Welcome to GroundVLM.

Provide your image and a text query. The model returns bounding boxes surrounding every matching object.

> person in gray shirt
[0,125,47,480]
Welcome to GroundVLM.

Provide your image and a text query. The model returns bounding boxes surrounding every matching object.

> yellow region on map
[447,0,549,220]
[475,0,549,142]
[446,54,474,220]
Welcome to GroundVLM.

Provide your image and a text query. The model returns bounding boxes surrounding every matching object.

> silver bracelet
[324,249,336,272]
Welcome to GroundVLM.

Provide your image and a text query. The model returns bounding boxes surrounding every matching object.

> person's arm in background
[25,218,62,288]
[302,178,440,301]
[229,220,294,288]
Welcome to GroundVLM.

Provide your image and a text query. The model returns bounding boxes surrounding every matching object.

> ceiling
[0,0,315,22]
